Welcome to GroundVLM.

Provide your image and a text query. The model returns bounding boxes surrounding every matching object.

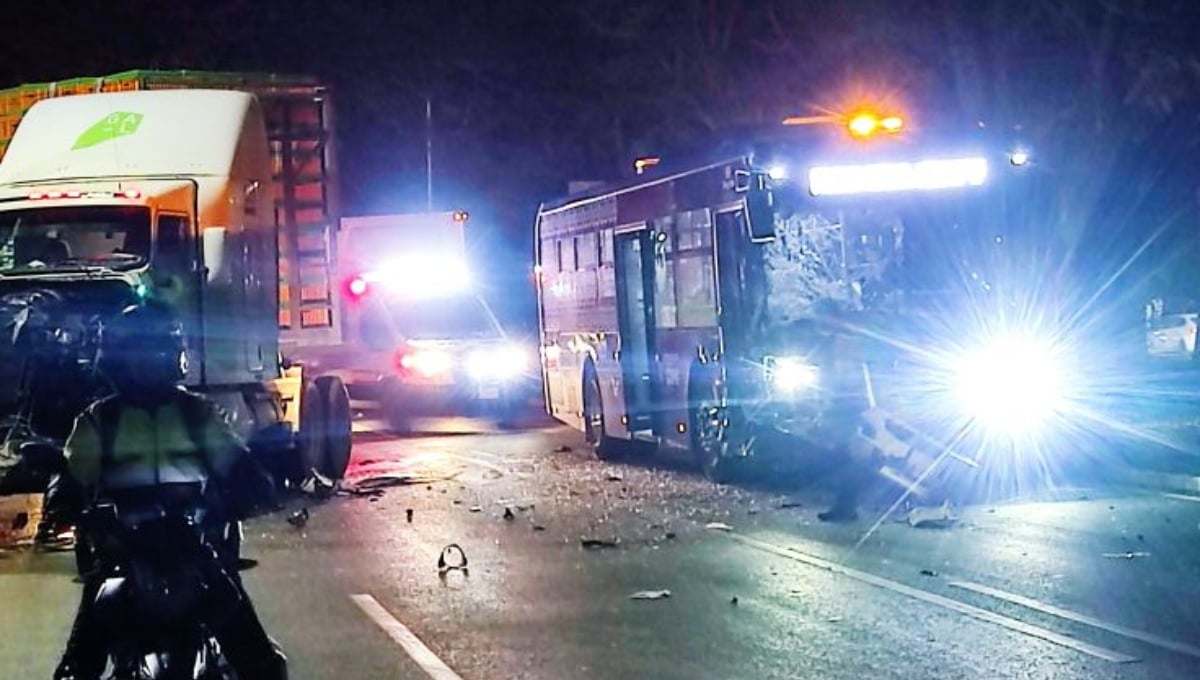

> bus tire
[316,375,353,480]
[583,370,622,461]
[689,375,743,483]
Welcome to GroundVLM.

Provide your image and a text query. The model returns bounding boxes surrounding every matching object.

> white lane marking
[949,580,1200,660]
[1162,492,1200,504]
[727,534,1138,664]
[351,594,464,680]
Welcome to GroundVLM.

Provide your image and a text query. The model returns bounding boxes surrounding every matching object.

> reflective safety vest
[65,389,242,493]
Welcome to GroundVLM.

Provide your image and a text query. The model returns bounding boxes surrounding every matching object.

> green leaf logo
[72,111,144,150]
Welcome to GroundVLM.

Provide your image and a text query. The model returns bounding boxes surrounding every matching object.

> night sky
[7,1,1200,322]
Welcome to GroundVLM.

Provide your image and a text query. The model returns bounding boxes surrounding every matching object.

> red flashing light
[452,210,469,223]
[347,276,369,298]
[27,192,46,200]
[120,189,141,199]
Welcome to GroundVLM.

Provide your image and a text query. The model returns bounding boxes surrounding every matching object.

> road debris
[919,569,939,577]
[605,472,624,482]
[1102,551,1151,559]
[580,538,620,550]
[778,501,804,509]
[286,507,309,528]
[705,522,734,532]
[406,509,414,523]
[664,532,677,540]
[908,502,958,528]
[503,507,516,521]
[532,524,547,532]
[437,543,469,573]
[629,589,671,600]
[554,445,572,453]
[730,596,739,606]
[469,505,483,513]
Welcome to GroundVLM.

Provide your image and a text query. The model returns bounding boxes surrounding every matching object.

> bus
[535,113,1053,486]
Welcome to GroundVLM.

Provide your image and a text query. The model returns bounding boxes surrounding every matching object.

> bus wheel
[583,373,621,461]
[691,391,742,483]
[315,375,353,480]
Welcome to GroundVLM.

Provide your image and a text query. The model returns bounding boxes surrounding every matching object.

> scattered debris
[532,525,547,532]
[452,499,463,505]
[503,507,515,521]
[747,509,759,516]
[908,502,958,529]
[705,522,734,532]
[515,503,535,512]
[629,589,671,600]
[1136,533,1145,542]
[286,508,309,528]
[1103,551,1150,560]
[778,501,804,509]
[437,544,469,573]
[300,472,336,497]
[349,475,429,494]
[580,538,620,550]
[605,473,624,482]
[729,596,739,606]
[919,569,938,577]
[469,505,483,513]
[554,445,572,453]
[664,532,677,540]
[406,509,414,523]
[827,616,843,623]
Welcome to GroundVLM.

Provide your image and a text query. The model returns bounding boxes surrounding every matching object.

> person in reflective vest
[54,301,287,680]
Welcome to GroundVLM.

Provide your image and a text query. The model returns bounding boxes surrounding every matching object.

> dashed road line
[351,594,464,680]
[949,580,1200,660]
[1162,492,1200,504]
[726,533,1139,664]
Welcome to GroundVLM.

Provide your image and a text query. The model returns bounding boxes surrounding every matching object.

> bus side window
[555,240,565,272]
[675,209,717,328]
[652,217,677,328]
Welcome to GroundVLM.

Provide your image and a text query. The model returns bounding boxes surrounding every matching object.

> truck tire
[297,379,327,477]
[583,371,622,461]
[316,375,353,480]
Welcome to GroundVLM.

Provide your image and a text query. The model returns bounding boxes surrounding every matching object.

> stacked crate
[0,70,341,347]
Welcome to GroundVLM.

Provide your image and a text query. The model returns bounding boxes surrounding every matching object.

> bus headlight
[765,356,819,394]
[952,336,1063,432]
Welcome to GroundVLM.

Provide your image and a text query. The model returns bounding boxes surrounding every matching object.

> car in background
[1146,312,1198,359]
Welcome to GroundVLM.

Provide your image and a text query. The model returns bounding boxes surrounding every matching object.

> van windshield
[0,206,151,274]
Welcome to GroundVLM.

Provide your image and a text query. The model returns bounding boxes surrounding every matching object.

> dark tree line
[6,0,1200,316]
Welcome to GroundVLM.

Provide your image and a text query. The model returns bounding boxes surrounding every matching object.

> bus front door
[613,230,657,434]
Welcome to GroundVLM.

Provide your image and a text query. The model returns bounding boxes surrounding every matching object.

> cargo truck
[0,71,352,497]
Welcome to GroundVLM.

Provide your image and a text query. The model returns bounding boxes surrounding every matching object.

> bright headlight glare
[467,345,526,379]
[952,336,1063,432]
[767,356,819,392]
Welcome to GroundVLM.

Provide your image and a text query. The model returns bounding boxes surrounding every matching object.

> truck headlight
[765,356,819,394]
[952,335,1063,432]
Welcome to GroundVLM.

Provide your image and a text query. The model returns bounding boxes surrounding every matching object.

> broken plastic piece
[437,543,469,572]
[580,538,620,550]
[286,507,309,528]
[705,522,734,532]
[503,507,515,521]
[629,589,671,600]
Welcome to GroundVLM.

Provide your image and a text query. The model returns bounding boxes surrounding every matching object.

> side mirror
[746,175,777,243]
[201,227,228,283]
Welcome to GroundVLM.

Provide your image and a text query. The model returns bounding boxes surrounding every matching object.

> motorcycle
[81,486,243,679]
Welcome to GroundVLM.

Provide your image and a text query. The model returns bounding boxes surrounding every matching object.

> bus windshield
[0,206,152,274]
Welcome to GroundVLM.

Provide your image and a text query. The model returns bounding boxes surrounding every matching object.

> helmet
[101,301,188,397]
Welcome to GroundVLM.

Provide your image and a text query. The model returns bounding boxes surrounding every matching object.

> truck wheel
[297,379,327,478]
[583,372,622,461]
[316,376,353,480]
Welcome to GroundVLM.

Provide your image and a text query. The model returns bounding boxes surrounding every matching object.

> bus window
[676,254,717,327]
[576,232,598,269]
[652,217,677,328]
[599,229,614,264]
[554,240,564,272]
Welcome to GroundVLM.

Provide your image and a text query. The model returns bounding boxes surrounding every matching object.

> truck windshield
[388,295,500,341]
[0,206,151,274]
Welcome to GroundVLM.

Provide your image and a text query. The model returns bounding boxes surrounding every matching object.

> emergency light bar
[27,189,142,200]
[355,255,472,298]
[807,157,988,197]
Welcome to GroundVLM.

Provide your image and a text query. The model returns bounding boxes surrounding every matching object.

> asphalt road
[4,414,1200,679]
